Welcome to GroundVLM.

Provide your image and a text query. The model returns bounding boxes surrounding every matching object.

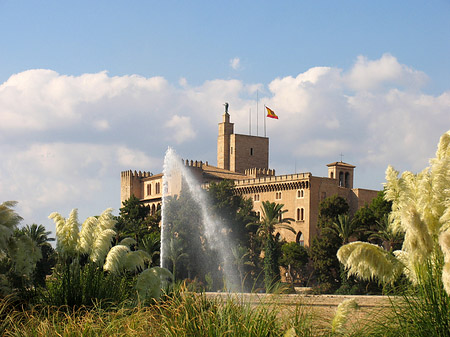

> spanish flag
[265,106,278,119]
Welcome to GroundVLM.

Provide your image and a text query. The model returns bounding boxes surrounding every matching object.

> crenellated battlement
[244,167,276,178]
[120,170,153,178]
[234,172,311,186]
[181,159,209,168]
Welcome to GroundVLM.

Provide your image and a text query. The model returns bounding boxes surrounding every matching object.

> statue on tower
[224,102,229,114]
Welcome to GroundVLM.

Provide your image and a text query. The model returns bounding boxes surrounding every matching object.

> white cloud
[230,57,241,70]
[165,115,196,144]
[93,119,110,130]
[0,69,170,132]
[0,55,449,234]
[346,53,428,91]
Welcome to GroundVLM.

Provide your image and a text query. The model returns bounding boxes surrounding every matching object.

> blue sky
[2,1,449,91]
[1,1,450,233]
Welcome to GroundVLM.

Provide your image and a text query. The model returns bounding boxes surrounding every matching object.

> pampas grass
[103,245,130,274]
[337,242,402,284]
[331,298,359,335]
[338,130,450,292]
[90,228,116,264]
[47,208,156,307]
[336,130,450,336]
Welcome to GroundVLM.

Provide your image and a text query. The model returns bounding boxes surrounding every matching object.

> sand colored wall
[236,173,378,247]
[120,170,152,203]
[230,134,269,173]
[217,113,234,170]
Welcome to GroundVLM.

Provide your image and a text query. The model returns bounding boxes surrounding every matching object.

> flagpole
[264,105,266,137]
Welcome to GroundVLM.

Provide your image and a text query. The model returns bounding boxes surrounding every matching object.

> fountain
[160,147,241,291]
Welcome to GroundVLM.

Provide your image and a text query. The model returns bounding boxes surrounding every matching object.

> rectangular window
[147,184,152,196]
[250,148,254,156]
[276,192,282,200]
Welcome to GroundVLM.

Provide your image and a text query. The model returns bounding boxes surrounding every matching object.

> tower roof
[327,161,356,168]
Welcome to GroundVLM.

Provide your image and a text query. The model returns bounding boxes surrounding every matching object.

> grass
[2,275,448,337]
[0,289,320,337]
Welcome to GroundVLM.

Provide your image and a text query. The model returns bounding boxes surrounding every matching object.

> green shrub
[43,261,132,307]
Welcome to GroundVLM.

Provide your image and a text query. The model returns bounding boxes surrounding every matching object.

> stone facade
[120,107,378,247]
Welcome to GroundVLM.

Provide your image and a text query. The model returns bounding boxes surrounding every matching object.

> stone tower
[327,162,355,189]
[120,170,152,203]
[217,108,234,171]
[217,104,269,174]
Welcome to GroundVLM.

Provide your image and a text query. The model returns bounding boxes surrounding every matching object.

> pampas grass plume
[337,241,401,284]
[104,245,130,274]
[77,216,97,255]
[119,237,136,247]
[331,298,359,334]
[90,228,116,264]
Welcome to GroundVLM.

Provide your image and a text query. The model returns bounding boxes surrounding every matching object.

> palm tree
[0,201,23,252]
[0,202,44,294]
[249,201,295,292]
[19,224,56,287]
[166,238,188,281]
[231,245,252,286]
[368,214,403,252]
[251,201,295,240]
[140,234,161,267]
[20,224,55,247]
[332,214,357,245]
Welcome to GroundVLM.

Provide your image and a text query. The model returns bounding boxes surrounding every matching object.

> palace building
[120,105,378,246]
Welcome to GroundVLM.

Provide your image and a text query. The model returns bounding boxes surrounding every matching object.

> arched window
[297,190,304,198]
[275,233,281,241]
[296,208,300,221]
[151,204,156,215]
[339,171,344,187]
[330,172,334,179]
[147,184,152,196]
[345,172,350,188]
[156,182,160,194]
[296,232,305,246]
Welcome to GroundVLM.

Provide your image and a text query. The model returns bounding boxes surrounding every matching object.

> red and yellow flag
[265,106,278,119]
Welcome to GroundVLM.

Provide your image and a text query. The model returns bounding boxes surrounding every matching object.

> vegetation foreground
[1,288,446,337]
[0,288,402,337]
